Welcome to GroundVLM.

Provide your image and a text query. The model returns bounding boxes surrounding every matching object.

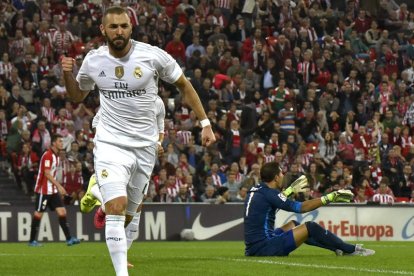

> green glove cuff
[282,187,294,197]
[321,195,329,205]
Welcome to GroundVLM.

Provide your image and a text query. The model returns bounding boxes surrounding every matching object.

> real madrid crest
[115,66,124,79]
[133,67,143,79]
[101,169,108,179]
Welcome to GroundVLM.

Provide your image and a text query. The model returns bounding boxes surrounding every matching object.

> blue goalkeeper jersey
[244,182,303,246]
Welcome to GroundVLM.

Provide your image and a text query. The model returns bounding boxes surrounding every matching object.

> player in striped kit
[62,6,215,275]
[28,134,80,247]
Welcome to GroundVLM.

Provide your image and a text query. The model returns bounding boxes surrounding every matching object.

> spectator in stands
[200,184,217,203]
[1,0,414,207]
[382,147,404,196]
[16,143,39,196]
[166,143,179,167]
[8,85,27,115]
[316,130,337,167]
[165,29,186,67]
[174,184,193,203]
[372,177,395,204]
[0,53,13,80]
[52,21,75,57]
[63,161,84,205]
[400,163,414,198]
[353,187,368,203]
[223,170,241,201]
[31,119,51,158]
[365,21,381,47]
[215,186,230,204]
[153,184,169,203]
[284,161,304,186]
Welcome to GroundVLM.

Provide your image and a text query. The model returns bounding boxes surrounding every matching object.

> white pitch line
[0,253,96,257]
[222,258,414,275]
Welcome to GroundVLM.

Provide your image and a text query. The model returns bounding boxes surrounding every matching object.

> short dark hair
[103,6,127,24]
[260,162,281,183]
[51,134,62,143]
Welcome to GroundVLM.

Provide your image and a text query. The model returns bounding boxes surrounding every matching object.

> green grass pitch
[0,241,413,275]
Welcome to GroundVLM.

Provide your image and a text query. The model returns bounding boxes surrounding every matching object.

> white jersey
[92,95,165,133]
[76,40,181,147]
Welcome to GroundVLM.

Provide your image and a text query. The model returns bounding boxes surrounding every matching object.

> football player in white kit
[80,95,166,268]
[62,6,215,276]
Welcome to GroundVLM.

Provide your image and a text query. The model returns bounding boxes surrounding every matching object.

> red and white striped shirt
[34,149,59,195]
[235,172,244,183]
[41,106,56,123]
[212,173,222,187]
[177,130,192,145]
[167,185,178,199]
[297,61,315,85]
[0,61,13,79]
[301,27,318,43]
[372,193,394,204]
[215,0,231,9]
[263,153,275,163]
[52,30,74,54]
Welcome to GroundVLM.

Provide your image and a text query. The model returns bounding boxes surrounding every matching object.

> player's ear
[100,24,105,36]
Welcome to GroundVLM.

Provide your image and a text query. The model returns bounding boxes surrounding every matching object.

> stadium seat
[395,197,410,203]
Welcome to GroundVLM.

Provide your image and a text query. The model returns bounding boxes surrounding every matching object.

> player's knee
[106,198,127,215]
[56,208,67,217]
[305,221,321,236]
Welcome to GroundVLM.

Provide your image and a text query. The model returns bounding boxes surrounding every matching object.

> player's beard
[105,35,129,52]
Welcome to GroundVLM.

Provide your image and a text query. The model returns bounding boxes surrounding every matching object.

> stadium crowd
[1,0,414,205]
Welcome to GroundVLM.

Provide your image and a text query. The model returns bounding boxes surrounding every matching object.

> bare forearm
[45,172,62,190]
[300,198,324,212]
[63,72,89,103]
[177,76,207,121]
[183,88,207,120]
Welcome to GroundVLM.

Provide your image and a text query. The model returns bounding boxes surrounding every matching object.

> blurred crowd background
[1,0,414,205]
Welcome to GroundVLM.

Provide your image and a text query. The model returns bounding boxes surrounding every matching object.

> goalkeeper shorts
[245,228,297,256]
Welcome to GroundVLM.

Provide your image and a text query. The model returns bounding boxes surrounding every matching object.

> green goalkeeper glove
[282,175,309,197]
[321,189,354,205]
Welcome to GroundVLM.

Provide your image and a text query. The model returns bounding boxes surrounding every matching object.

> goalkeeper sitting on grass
[244,161,375,257]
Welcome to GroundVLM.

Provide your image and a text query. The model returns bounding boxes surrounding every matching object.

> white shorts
[94,141,157,215]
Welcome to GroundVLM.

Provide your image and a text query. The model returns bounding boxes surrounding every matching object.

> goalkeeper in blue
[244,162,375,257]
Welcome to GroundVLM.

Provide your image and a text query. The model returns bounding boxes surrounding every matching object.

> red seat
[395,197,410,203]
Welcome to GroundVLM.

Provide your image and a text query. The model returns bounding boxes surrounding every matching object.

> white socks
[125,212,141,250]
[106,215,128,276]
[91,184,105,212]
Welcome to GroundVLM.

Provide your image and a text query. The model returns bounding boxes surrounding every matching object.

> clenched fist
[61,56,75,72]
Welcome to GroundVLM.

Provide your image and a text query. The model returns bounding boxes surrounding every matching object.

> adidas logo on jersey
[99,71,106,77]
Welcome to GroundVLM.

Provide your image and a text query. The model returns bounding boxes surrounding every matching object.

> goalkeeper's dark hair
[103,6,127,24]
[260,162,281,183]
